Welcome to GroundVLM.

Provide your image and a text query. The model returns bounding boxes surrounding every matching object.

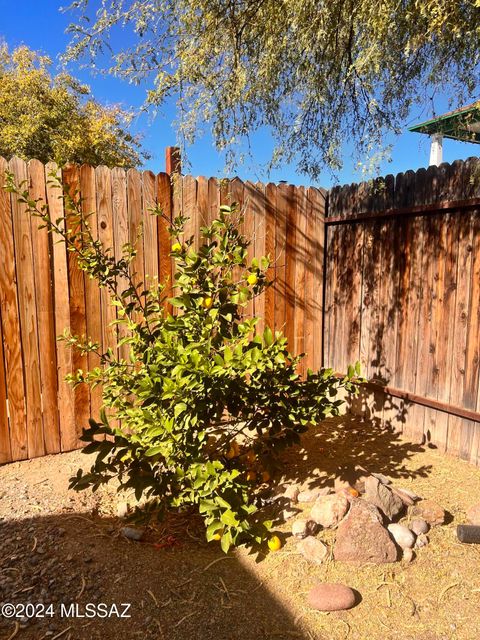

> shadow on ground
[0,412,435,640]
[276,411,432,494]
[0,509,311,640]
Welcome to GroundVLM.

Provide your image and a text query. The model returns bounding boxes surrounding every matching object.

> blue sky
[1,1,478,187]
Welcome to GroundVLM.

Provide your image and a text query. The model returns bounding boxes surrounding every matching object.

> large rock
[466,503,480,525]
[364,476,404,520]
[334,500,398,563]
[310,494,350,528]
[298,536,328,564]
[411,500,446,526]
[307,583,357,611]
[387,523,416,549]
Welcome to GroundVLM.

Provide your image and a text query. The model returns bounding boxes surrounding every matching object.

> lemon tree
[8,174,358,552]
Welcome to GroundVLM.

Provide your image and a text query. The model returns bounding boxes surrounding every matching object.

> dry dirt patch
[1,415,480,640]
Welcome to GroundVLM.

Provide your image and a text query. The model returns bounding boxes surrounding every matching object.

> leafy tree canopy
[0,44,148,167]
[64,1,480,178]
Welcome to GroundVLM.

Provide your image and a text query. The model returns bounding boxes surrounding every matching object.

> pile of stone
[281,472,447,566]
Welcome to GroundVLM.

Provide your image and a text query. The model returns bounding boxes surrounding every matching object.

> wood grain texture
[0,156,27,460]
[142,170,159,284]
[311,188,325,371]
[111,167,129,360]
[156,171,172,302]
[264,184,276,334]
[80,163,103,422]
[9,157,44,458]
[46,162,76,451]
[127,169,144,292]
[95,166,117,355]
[28,159,60,453]
[274,184,288,336]
[63,164,90,440]
[0,304,11,463]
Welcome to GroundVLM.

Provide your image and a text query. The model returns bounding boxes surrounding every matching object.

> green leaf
[220,530,233,553]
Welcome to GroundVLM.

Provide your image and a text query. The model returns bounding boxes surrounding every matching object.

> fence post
[165,146,181,175]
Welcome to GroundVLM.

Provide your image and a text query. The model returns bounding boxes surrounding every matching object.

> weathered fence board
[326,157,480,463]
[9,157,44,459]
[28,159,60,454]
[0,157,28,460]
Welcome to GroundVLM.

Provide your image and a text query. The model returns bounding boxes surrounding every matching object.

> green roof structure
[409,102,480,143]
[408,101,480,166]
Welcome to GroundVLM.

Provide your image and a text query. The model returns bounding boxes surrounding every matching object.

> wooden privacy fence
[0,157,325,463]
[1,154,480,467]
[325,157,480,466]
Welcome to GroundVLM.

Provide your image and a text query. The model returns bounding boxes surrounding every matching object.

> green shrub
[6,172,358,551]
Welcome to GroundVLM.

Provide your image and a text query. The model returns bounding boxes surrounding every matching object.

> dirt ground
[1,414,480,640]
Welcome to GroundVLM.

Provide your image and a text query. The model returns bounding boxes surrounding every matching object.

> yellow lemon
[226,440,240,459]
[171,242,182,252]
[247,273,258,286]
[212,533,222,541]
[268,535,282,552]
[246,470,257,482]
[262,471,271,483]
[203,297,213,309]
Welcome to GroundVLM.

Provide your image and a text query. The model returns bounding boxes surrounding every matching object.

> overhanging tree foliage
[0,45,148,167]
[64,1,480,178]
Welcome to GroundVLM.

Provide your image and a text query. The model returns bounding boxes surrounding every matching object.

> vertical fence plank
[381,216,402,432]
[310,188,325,371]
[447,209,474,458]
[112,167,129,360]
[0,157,27,460]
[303,189,315,372]
[156,172,172,304]
[244,180,258,322]
[143,170,159,284]
[196,176,209,235]
[284,184,297,352]
[264,184,277,335]
[63,165,90,437]
[46,163,76,450]
[274,184,288,335]
[431,211,459,452]
[28,159,60,453]
[80,164,103,422]
[0,304,11,463]
[465,210,480,465]
[293,187,306,374]
[182,175,198,248]
[127,168,145,291]
[95,166,117,356]
[9,157,44,458]
[252,182,267,334]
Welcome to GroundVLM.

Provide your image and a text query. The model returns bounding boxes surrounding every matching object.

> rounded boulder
[310,493,349,528]
[307,583,357,611]
[387,523,416,549]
